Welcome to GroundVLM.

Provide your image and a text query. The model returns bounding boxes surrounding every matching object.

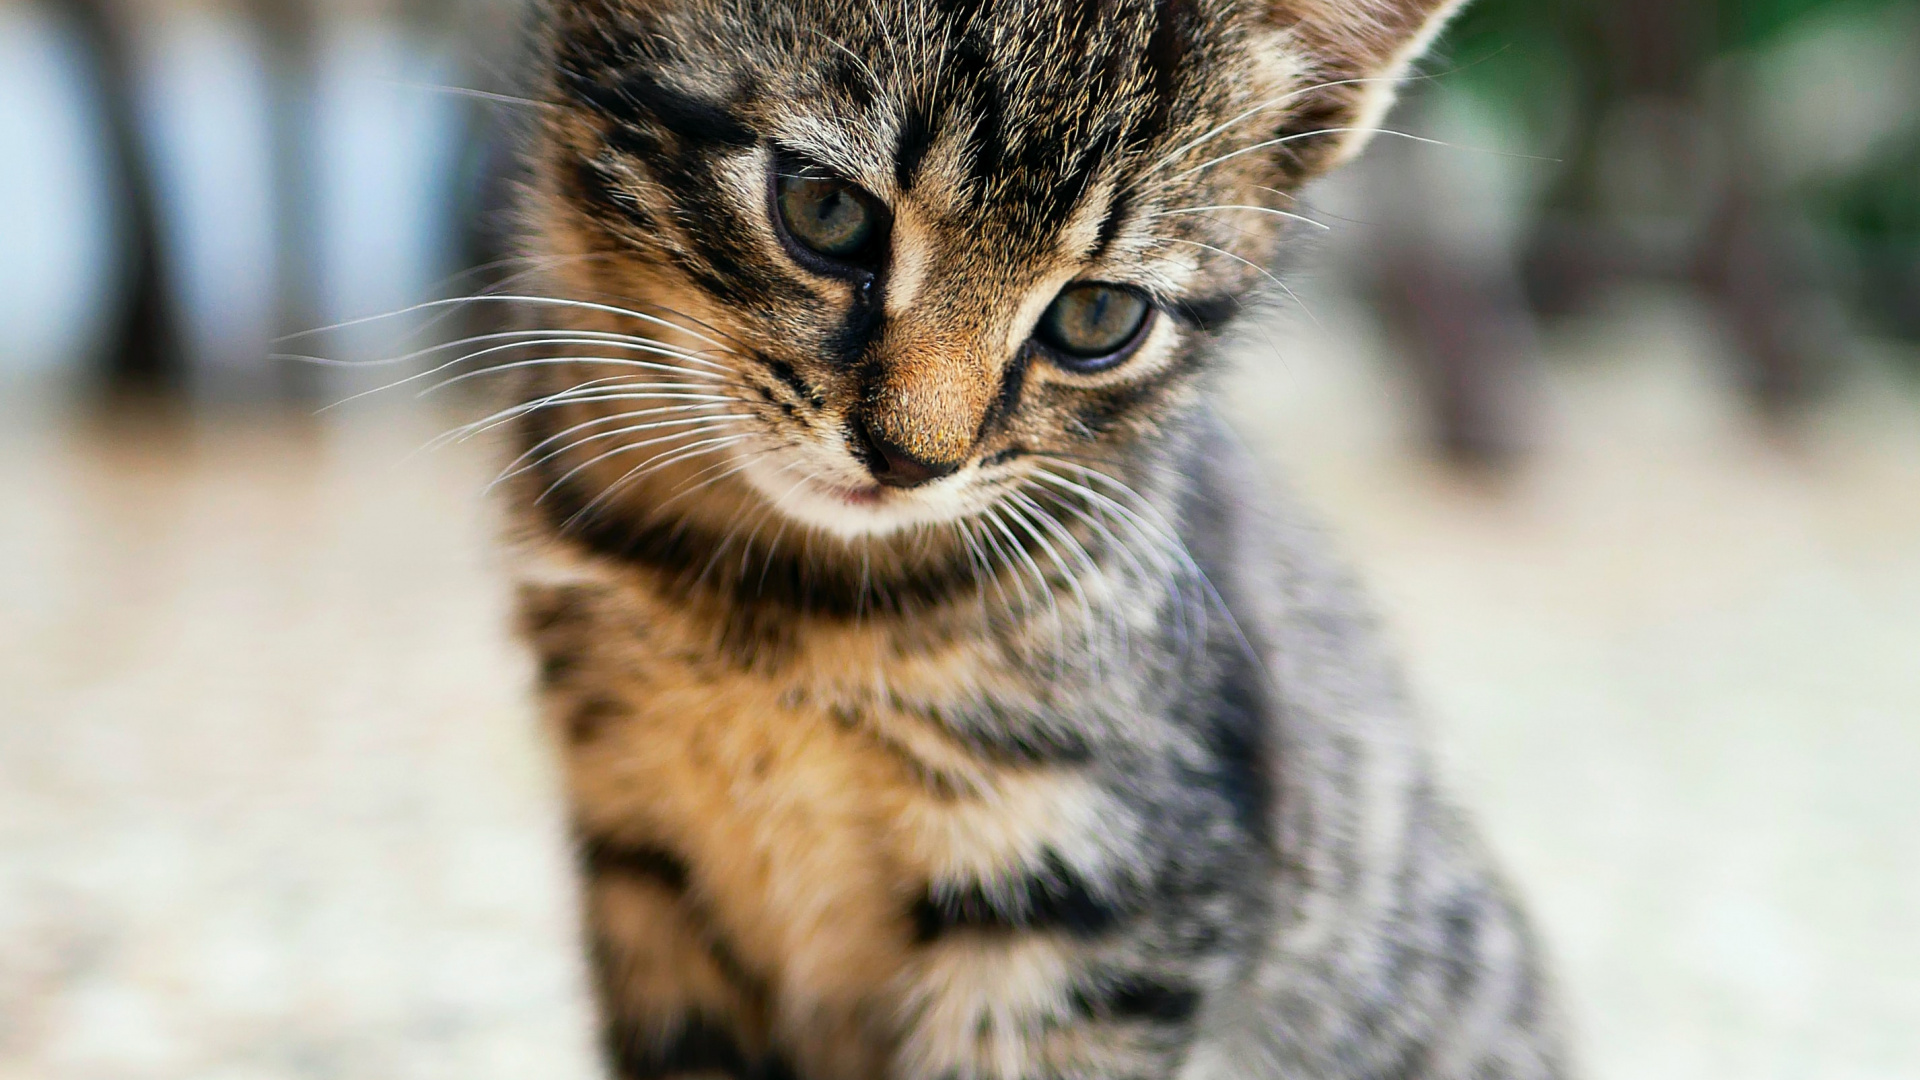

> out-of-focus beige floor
[2,292,1917,1079]
[0,405,601,1079]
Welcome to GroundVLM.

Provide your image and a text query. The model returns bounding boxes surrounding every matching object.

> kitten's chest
[565,653,931,999]
[560,626,990,1030]
[525,577,1128,1074]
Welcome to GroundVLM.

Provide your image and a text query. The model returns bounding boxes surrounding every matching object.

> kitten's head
[521,0,1461,546]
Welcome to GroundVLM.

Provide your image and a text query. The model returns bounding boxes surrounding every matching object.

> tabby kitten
[504,1,1568,1077]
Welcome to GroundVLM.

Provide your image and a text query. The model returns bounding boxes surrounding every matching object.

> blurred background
[1,0,1916,1076]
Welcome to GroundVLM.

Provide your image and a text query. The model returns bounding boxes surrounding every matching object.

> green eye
[775,169,883,265]
[1036,284,1152,368]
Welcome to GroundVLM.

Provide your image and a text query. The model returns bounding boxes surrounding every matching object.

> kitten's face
[528,0,1459,541]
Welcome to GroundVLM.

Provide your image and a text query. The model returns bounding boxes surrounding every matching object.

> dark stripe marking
[1134,0,1193,152]
[1070,974,1201,1024]
[1171,293,1240,333]
[911,849,1124,942]
[884,692,1097,767]
[519,582,594,634]
[606,1013,749,1079]
[1071,349,1195,438]
[570,156,658,230]
[1091,186,1133,264]
[758,354,818,406]
[583,834,692,894]
[566,695,624,742]
[894,101,939,192]
[564,66,756,150]
[538,648,577,686]
[976,347,1031,443]
[1197,635,1274,847]
[1439,887,1489,1003]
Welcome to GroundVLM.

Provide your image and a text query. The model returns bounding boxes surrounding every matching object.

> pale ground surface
[2,292,1917,1079]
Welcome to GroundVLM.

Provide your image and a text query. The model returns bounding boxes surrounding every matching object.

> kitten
[503,1,1569,1077]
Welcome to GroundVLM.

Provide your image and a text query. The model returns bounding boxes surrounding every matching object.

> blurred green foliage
[1431,0,1920,339]
[1433,0,1914,128]
[1442,0,1903,59]
[1819,134,1920,337]
[1822,136,1920,242]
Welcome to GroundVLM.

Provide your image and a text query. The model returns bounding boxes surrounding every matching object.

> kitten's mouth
[736,450,977,539]
[817,481,885,506]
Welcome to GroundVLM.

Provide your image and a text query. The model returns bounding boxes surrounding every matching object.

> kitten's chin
[736,456,976,541]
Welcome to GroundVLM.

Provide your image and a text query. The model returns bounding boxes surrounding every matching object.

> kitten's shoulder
[1179,405,1572,1077]
[1178,405,1412,730]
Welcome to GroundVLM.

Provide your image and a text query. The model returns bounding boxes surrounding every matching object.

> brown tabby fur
[497,1,1571,1077]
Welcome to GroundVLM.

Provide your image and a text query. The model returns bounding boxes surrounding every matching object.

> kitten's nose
[859,421,960,488]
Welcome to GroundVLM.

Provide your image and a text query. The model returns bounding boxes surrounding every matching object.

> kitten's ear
[1260,0,1468,169]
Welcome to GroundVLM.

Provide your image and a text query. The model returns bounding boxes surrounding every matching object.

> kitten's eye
[776,170,883,266]
[1035,284,1152,370]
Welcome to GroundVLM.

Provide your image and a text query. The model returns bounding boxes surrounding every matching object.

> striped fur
[501,1,1570,1077]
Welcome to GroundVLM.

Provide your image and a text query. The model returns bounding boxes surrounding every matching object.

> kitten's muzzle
[854,325,997,488]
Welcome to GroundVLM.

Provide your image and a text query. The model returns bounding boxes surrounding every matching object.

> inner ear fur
[1262,0,1469,170]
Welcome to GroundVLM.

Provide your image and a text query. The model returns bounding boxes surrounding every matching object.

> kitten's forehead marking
[883,116,980,319]
[885,205,935,319]
[889,130,1119,327]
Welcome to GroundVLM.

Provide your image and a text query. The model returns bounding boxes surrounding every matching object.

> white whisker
[1026,465,1201,644]
[425,376,692,450]
[1141,77,1389,177]
[491,413,755,490]
[424,356,727,396]
[1151,237,1320,329]
[276,294,737,359]
[982,504,1060,648]
[1172,126,1539,184]
[1148,205,1329,231]
[1005,492,1105,663]
[560,432,757,524]
[807,29,883,94]
[376,79,555,111]
[496,399,741,469]
[439,388,735,456]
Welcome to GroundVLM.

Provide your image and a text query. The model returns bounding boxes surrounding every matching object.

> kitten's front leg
[585,843,773,1080]
[891,879,1209,1080]
[521,585,768,1077]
